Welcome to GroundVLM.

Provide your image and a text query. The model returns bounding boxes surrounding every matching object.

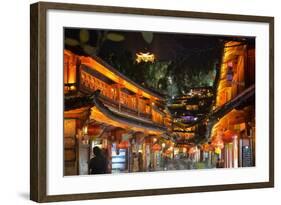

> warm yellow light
[79,54,158,100]
[90,107,163,135]
[215,147,221,155]
[64,50,77,85]
[70,85,76,91]
[136,52,155,63]
[82,125,88,135]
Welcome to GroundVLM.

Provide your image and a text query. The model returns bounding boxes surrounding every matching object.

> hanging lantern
[145,137,151,144]
[211,130,225,149]
[222,130,237,143]
[117,141,130,149]
[201,144,211,152]
[165,149,172,155]
[152,144,162,152]
[112,129,126,143]
[87,126,102,135]
[211,138,224,150]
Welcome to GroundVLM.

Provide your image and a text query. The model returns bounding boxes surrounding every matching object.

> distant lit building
[167,41,255,169]
[63,39,256,175]
[168,87,214,141]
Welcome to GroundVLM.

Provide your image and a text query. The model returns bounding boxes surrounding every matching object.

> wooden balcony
[79,69,162,124]
[63,49,169,129]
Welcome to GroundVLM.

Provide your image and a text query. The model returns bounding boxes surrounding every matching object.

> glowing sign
[136,52,155,63]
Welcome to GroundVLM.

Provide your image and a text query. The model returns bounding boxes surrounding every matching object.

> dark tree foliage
[64,28,224,97]
[169,40,224,94]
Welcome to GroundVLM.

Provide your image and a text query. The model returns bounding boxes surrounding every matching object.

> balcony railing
[80,69,162,123]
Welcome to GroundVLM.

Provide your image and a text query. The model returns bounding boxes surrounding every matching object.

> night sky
[64,28,255,96]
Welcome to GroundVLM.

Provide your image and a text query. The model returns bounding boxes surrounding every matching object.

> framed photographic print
[30,1,274,202]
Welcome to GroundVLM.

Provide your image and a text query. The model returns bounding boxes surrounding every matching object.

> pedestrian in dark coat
[89,146,107,174]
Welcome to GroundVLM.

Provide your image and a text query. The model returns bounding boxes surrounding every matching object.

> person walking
[89,146,108,174]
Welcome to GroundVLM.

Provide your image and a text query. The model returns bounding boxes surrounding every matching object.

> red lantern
[165,149,172,155]
[87,126,102,135]
[117,141,129,149]
[211,139,224,149]
[222,130,236,143]
[111,129,125,142]
[152,144,162,152]
[201,144,211,152]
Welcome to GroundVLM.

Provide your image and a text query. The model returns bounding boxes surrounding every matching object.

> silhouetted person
[89,146,107,174]
[138,152,143,172]
[216,157,224,168]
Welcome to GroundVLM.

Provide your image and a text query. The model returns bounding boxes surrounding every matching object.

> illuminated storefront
[63,49,173,175]
[209,41,256,168]
[63,39,256,175]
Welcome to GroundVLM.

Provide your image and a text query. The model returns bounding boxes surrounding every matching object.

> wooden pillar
[149,99,153,120]
[117,85,121,112]
[224,145,228,168]
[233,136,238,168]
[136,93,140,117]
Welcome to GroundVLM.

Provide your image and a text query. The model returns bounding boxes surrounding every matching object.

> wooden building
[63,50,172,175]
[210,41,256,168]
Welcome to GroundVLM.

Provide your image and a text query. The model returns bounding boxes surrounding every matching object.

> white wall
[0,0,279,204]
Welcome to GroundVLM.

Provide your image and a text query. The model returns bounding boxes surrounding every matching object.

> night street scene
[63,28,255,175]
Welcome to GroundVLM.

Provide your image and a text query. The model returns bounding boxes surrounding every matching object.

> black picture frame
[30,1,274,202]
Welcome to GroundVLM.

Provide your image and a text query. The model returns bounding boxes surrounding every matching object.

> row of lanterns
[80,124,237,155]
[185,129,237,155]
